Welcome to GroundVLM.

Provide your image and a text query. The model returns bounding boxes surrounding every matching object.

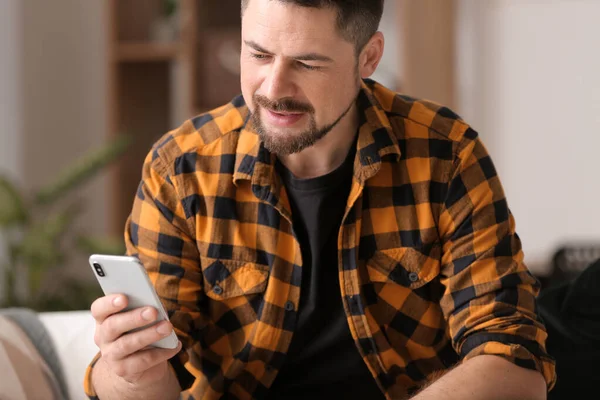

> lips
[264,109,306,126]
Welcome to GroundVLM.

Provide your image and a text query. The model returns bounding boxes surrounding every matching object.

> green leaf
[16,207,78,283]
[35,135,132,205]
[0,176,28,227]
[31,279,103,312]
[164,0,177,17]
[76,235,126,256]
[2,266,18,307]
[42,204,81,238]
[28,254,64,293]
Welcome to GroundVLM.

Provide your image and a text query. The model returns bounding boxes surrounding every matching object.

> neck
[277,103,359,179]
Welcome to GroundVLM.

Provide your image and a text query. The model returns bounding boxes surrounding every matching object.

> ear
[358,32,385,79]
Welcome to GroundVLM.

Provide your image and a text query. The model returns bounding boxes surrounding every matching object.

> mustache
[253,94,314,114]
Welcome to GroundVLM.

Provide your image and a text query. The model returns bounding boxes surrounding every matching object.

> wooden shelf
[106,0,242,236]
[116,42,180,62]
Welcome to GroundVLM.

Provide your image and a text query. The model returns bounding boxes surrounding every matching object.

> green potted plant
[151,0,180,42]
[0,136,132,311]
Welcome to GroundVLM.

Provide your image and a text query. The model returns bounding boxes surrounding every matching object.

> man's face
[240,0,361,155]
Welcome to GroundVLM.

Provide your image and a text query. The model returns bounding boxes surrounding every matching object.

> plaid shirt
[84,79,556,399]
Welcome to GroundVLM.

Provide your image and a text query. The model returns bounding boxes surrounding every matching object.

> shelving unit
[116,42,180,62]
[105,0,242,235]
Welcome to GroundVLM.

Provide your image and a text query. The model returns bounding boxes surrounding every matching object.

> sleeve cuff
[83,351,102,399]
[460,333,556,391]
[84,347,197,397]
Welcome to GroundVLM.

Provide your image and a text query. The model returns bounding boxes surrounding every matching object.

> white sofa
[38,311,98,400]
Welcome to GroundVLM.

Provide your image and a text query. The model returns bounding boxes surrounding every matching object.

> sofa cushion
[0,314,63,400]
[0,307,69,398]
[39,310,98,400]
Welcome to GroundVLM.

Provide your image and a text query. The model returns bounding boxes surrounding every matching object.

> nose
[263,60,296,100]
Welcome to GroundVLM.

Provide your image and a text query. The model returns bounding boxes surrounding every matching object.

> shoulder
[147,95,249,174]
[367,79,479,152]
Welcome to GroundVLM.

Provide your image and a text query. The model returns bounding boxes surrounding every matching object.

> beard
[251,93,355,155]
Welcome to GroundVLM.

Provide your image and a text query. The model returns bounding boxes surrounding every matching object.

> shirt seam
[152,144,198,239]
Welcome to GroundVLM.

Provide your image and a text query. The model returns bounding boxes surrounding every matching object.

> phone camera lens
[93,262,105,277]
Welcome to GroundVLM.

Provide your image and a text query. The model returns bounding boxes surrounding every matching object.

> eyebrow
[244,40,334,63]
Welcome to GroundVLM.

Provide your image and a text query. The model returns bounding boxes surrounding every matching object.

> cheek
[311,73,356,114]
[240,65,260,111]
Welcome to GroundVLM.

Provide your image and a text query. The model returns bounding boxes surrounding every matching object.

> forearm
[92,357,181,400]
[412,355,547,400]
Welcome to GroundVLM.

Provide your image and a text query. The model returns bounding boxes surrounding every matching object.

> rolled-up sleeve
[437,129,556,390]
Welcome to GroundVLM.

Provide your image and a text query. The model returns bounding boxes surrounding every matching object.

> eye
[250,53,270,60]
[297,62,322,71]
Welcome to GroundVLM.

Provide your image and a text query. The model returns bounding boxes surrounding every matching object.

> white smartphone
[88,254,179,349]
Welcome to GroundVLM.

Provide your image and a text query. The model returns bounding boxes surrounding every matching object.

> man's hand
[91,294,182,396]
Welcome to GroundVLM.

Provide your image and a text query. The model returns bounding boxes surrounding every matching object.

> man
[85,0,556,398]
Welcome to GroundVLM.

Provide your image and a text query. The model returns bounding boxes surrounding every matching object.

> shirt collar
[233,79,401,189]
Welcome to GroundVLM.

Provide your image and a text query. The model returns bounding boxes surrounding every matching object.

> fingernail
[142,308,155,321]
[156,323,172,336]
[113,296,124,307]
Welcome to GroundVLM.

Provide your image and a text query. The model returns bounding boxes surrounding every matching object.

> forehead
[242,0,347,52]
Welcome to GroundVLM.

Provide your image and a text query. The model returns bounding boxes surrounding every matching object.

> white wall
[0,0,23,182]
[457,0,600,274]
[0,1,109,300]
[21,0,109,286]
[21,0,107,192]
[372,0,400,90]
[0,0,23,302]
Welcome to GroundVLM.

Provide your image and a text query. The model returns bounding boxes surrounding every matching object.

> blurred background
[0,0,599,311]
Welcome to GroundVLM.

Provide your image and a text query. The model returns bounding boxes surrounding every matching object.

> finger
[110,341,182,379]
[104,320,176,361]
[91,294,128,324]
[100,306,159,344]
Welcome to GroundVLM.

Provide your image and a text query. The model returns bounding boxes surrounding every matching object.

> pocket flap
[367,244,441,288]
[200,257,269,299]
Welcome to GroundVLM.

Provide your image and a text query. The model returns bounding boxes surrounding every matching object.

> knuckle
[93,329,101,347]
[113,338,129,357]
[103,317,117,338]
[138,350,155,367]
[103,344,120,363]
[130,332,148,351]
[101,318,115,336]
[111,363,127,378]
[123,309,142,330]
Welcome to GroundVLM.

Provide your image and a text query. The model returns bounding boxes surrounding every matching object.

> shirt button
[408,272,419,283]
[213,285,223,295]
[284,301,295,311]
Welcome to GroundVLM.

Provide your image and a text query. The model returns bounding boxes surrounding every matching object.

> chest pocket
[363,244,446,349]
[366,243,442,289]
[200,256,269,300]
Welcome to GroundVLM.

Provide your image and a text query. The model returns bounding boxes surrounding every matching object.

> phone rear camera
[93,262,105,277]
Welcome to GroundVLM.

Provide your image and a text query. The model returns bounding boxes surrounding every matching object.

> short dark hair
[241,0,384,53]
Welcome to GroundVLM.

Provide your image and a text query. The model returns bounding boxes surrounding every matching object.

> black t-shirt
[267,146,384,399]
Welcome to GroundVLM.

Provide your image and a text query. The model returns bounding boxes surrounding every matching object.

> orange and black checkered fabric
[84,79,555,399]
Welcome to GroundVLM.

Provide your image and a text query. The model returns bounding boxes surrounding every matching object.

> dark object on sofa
[548,243,600,286]
[538,257,600,399]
